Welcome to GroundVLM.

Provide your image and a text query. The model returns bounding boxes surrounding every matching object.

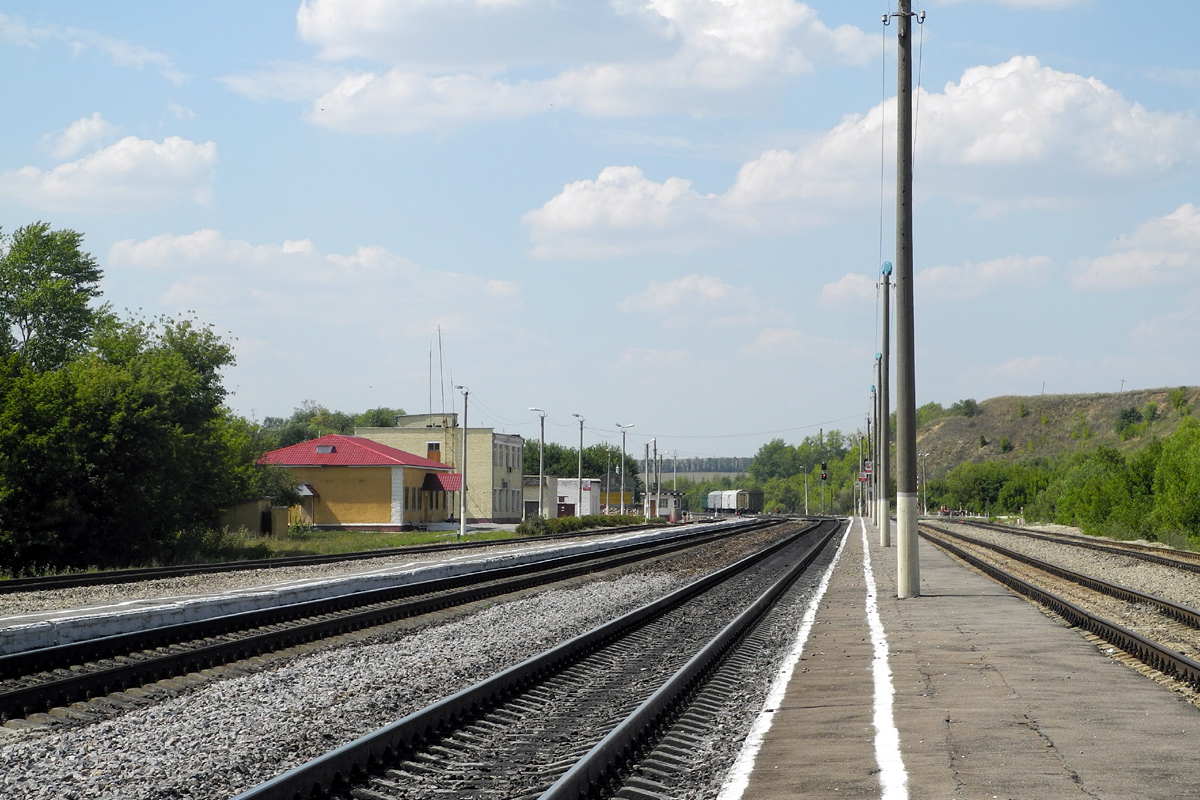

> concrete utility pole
[866,408,874,519]
[617,423,634,515]
[891,0,922,598]
[879,266,892,548]
[456,385,469,539]
[572,413,585,517]
[529,408,546,518]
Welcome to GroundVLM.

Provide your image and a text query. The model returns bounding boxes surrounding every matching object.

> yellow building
[258,434,458,529]
[356,413,523,524]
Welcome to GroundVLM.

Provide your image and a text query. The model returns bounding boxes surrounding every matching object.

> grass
[258,526,524,558]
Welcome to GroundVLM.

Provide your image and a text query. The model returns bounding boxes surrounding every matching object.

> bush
[999,436,1014,454]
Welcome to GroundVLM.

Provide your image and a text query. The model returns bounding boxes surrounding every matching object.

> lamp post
[802,466,809,516]
[529,407,545,519]
[455,385,468,539]
[572,413,585,517]
[617,423,634,515]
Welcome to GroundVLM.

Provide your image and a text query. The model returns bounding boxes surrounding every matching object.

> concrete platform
[736,517,1200,800]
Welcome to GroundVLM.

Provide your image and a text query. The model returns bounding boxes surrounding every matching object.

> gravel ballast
[0,572,680,800]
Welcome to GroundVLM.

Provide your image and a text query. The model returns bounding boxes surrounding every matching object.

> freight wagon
[704,489,764,515]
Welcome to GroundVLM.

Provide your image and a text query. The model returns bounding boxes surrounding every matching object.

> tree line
[0,222,411,575]
[924,418,1200,542]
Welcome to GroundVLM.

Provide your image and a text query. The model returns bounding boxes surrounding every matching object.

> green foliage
[518,514,657,535]
[950,398,980,417]
[1070,411,1092,440]
[1143,402,1159,424]
[916,402,949,428]
[1151,418,1200,537]
[522,440,642,495]
[1169,387,1191,416]
[1040,413,1050,425]
[261,402,406,447]
[1017,400,1029,418]
[0,222,107,372]
[978,434,988,448]
[1114,406,1143,437]
[0,315,262,571]
[999,436,1014,454]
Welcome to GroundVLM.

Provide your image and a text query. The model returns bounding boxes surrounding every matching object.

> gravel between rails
[0,524,806,800]
[930,522,1200,612]
[0,574,680,800]
[0,533,651,619]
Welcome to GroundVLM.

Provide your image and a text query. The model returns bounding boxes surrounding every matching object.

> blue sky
[2,0,1198,458]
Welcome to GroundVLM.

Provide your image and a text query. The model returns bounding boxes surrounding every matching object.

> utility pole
[455,385,469,539]
[879,265,892,548]
[529,407,546,519]
[617,423,634,515]
[891,0,922,598]
[866,408,874,519]
[572,413,585,517]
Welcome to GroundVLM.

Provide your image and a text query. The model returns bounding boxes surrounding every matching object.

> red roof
[258,434,453,470]
[423,472,462,491]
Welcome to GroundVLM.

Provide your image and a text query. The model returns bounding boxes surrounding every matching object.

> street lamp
[617,423,634,515]
[529,408,546,519]
[802,466,809,516]
[572,413,585,517]
[455,385,468,539]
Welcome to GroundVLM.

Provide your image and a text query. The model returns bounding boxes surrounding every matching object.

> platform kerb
[740,519,1200,800]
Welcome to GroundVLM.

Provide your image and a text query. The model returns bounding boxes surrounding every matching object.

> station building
[257,434,457,529]
[356,413,523,524]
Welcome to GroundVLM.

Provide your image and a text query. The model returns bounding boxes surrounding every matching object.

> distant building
[647,490,685,520]
[257,434,457,528]
[523,475,556,519]
[555,478,601,517]
[356,413,523,524]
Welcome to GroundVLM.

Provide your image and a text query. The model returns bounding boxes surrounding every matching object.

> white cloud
[617,273,779,327]
[230,1,875,131]
[1074,204,1200,289]
[0,12,185,85]
[984,355,1069,382]
[108,230,521,339]
[0,136,216,212]
[819,273,876,308]
[918,255,1053,300]
[528,56,1199,257]
[167,102,195,120]
[1130,289,1200,356]
[40,112,119,159]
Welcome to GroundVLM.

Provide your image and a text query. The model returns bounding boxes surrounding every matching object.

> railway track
[0,523,665,595]
[1,518,788,724]
[927,518,1200,574]
[920,524,1200,691]
[232,519,845,800]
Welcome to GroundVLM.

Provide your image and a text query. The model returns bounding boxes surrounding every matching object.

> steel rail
[0,523,668,596]
[928,519,1200,575]
[1,518,784,721]
[921,531,1200,689]
[920,525,1200,630]
[542,521,843,800]
[230,519,839,800]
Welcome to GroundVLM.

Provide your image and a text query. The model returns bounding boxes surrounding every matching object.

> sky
[1,0,1198,459]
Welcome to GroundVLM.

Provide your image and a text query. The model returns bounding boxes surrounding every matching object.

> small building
[523,475,557,519]
[257,434,457,529]
[555,478,601,518]
[647,490,685,520]
[356,413,523,524]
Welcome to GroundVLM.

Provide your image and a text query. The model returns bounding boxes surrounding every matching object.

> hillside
[916,386,1199,480]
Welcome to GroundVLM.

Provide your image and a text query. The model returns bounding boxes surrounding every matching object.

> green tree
[1151,418,1200,537]
[0,222,106,371]
[0,316,253,571]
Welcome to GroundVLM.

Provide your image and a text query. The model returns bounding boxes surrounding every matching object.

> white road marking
[715,522,850,800]
[862,518,909,799]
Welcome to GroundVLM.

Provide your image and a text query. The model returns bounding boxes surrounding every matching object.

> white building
[555,478,601,517]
